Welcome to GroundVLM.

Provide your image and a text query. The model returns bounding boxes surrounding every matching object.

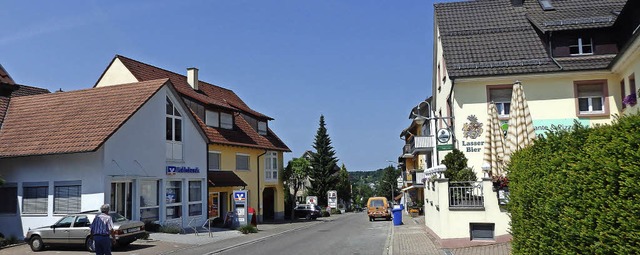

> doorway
[263,188,275,221]
[110,182,132,220]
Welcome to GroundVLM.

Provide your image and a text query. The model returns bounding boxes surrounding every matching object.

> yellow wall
[613,36,640,115]
[208,144,285,220]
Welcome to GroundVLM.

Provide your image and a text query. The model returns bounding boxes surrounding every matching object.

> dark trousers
[93,235,112,255]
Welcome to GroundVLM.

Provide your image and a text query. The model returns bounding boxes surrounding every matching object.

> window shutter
[578,84,603,97]
[489,89,512,102]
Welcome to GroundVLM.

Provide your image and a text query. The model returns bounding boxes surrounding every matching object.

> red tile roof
[0,64,15,84]
[105,55,290,152]
[0,79,169,158]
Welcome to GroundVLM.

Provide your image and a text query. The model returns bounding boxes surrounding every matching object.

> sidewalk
[390,211,511,255]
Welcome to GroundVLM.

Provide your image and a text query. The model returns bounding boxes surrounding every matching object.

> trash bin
[392,206,403,226]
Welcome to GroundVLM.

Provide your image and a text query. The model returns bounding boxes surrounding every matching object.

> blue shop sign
[166,166,200,175]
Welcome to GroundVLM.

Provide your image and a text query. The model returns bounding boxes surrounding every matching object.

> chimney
[511,0,523,6]
[187,67,199,90]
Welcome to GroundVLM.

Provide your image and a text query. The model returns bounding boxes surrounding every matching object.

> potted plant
[491,175,509,191]
[623,93,637,107]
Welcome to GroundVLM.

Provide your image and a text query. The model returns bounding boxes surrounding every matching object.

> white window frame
[188,180,203,217]
[53,181,81,214]
[576,83,605,114]
[570,37,593,56]
[220,112,233,130]
[140,179,160,222]
[208,151,221,171]
[236,153,250,171]
[205,110,220,127]
[23,182,49,215]
[265,151,278,182]
[166,97,183,161]
[488,87,513,118]
[258,121,267,135]
[165,180,182,220]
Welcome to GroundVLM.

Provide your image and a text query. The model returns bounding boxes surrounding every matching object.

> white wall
[95,58,138,87]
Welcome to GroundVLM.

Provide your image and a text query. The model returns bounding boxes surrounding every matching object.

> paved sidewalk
[390,211,512,255]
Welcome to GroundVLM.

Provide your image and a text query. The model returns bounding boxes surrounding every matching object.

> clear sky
[1,1,448,171]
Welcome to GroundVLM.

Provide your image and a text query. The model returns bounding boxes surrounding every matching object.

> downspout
[549,31,564,70]
[257,150,267,222]
[447,79,456,150]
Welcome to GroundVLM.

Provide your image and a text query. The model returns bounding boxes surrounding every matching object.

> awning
[401,186,417,192]
[207,171,247,187]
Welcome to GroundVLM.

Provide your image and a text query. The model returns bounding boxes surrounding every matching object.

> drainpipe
[257,150,267,222]
[549,31,564,70]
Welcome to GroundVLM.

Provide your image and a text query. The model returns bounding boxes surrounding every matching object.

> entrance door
[110,182,132,220]
[263,188,275,221]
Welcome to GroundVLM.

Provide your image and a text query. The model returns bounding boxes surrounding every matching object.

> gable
[95,58,138,87]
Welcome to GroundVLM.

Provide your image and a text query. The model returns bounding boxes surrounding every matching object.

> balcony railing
[409,135,435,154]
[401,144,413,158]
[449,181,484,209]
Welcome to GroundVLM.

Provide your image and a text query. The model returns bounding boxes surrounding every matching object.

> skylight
[538,0,555,11]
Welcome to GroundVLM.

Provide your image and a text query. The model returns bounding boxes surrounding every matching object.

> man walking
[90,204,115,255]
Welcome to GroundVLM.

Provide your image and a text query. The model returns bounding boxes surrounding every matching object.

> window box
[623,93,637,107]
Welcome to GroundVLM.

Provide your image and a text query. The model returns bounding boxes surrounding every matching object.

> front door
[263,188,275,221]
[110,182,132,219]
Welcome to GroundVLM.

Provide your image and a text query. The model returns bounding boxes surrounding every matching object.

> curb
[387,220,394,255]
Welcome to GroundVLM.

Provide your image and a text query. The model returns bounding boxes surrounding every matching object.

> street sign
[437,144,454,151]
[436,128,451,143]
[328,190,337,209]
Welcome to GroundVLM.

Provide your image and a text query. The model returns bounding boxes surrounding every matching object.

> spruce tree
[308,115,339,206]
[336,164,352,207]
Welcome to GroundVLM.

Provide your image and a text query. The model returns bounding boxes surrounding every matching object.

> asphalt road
[209,213,391,255]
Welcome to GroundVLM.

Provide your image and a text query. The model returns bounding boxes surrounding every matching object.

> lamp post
[482,162,491,178]
[410,100,454,166]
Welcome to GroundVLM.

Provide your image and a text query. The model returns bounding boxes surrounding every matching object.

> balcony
[409,135,435,154]
[401,144,413,158]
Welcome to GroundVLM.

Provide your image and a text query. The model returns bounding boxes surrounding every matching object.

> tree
[308,115,339,206]
[336,164,351,207]
[441,148,477,182]
[376,166,401,202]
[282,157,311,220]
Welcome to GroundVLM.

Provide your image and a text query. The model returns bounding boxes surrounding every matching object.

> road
[171,212,392,255]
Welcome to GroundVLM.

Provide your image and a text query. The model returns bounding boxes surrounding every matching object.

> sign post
[232,190,248,227]
[328,190,337,209]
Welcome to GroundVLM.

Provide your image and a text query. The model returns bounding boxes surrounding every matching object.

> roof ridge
[115,54,235,93]
[12,78,169,100]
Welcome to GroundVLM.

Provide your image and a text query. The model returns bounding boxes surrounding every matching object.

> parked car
[367,197,391,221]
[25,211,146,252]
[293,204,322,220]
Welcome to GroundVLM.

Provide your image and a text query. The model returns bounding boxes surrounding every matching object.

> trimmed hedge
[508,114,640,254]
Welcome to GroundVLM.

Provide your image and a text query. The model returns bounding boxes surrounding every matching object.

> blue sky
[1,1,446,171]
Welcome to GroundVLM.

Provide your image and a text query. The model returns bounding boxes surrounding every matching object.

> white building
[0,79,208,238]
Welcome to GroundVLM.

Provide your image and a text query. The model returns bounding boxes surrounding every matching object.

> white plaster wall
[0,151,104,238]
[95,58,138,87]
[102,85,207,227]
[613,37,640,115]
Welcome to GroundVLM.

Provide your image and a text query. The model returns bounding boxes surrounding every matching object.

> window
[140,180,159,222]
[470,223,495,240]
[488,87,513,118]
[630,74,636,96]
[221,112,233,129]
[621,79,626,109]
[188,181,202,216]
[575,80,608,116]
[74,215,90,227]
[166,97,183,161]
[208,152,221,171]
[166,181,182,219]
[265,151,278,182]
[54,181,81,214]
[0,183,17,214]
[258,121,267,135]
[205,110,220,127]
[23,182,48,214]
[236,154,250,171]
[54,216,75,228]
[570,37,593,55]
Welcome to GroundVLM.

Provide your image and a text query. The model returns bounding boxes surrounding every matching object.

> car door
[68,215,91,244]
[293,205,303,218]
[45,216,75,244]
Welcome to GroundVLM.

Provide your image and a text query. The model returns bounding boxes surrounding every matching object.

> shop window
[470,223,495,240]
[166,97,183,161]
[0,183,18,214]
[54,181,81,214]
[205,110,219,127]
[166,181,182,219]
[220,112,233,130]
[575,80,608,116]
[265,151,278,182]
[488,86,512,118]
[23,182,48,214]
[140,180,160,222]
[188,180,202,216]
[236,154,250,171]
[208,152,221,171]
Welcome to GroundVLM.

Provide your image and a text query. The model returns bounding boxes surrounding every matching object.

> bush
[508,115,640,254]
[334,209,342,214]
[237,225,258,234]
[321,211,330,217]
[159,224,181,234]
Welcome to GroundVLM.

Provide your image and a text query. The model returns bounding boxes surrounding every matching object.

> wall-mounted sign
[462,115,483,139]
[436,128,451,143]
[436,144,454,151]
[166,166,200,175]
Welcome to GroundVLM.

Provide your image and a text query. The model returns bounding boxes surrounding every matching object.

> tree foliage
[376,166,401,202]
[508,115,640,254]
[336,164,351,205]
[282,157,311,219]
[441,148,477,182]
[308,115,339,206]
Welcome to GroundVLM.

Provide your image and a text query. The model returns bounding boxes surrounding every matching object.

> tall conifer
[308,115,339,206]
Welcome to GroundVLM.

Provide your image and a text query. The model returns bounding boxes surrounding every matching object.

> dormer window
[205,110,219,127]
[570,37,593,56]
[205,110,233,130]
[258,121,267,135]
[220,113,233,129]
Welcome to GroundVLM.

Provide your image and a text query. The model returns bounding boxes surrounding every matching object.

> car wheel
[369,217,373,222]
[29,236,44,252]
[85,236,95,252]
[305,213,312,220]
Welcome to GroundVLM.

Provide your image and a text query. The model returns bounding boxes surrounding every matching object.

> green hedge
[508,114,640,254]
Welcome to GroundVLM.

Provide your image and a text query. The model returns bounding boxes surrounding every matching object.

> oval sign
[437,128,451,143]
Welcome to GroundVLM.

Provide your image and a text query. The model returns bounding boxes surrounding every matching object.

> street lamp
[482,162,491,178]
[411,100,454,165]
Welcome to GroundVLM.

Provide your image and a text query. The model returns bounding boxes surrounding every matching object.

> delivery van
[367,197,391,221]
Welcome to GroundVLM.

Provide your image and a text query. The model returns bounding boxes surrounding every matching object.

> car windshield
[108,212,128,222]
[370,200,385,207]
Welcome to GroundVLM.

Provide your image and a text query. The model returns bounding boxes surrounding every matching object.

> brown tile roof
[0,79,169,158]
[0,83,50,127]
[11,84,51,97]
[207,171,248,187]
[106,55,290,152]
[435,0,628,78]
[0,64,15,84]
[524,0,626,33]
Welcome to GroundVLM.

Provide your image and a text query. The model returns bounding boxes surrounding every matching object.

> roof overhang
[207,171,247,187]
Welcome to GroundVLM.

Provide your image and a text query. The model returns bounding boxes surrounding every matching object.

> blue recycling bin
[392,205,403,226]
